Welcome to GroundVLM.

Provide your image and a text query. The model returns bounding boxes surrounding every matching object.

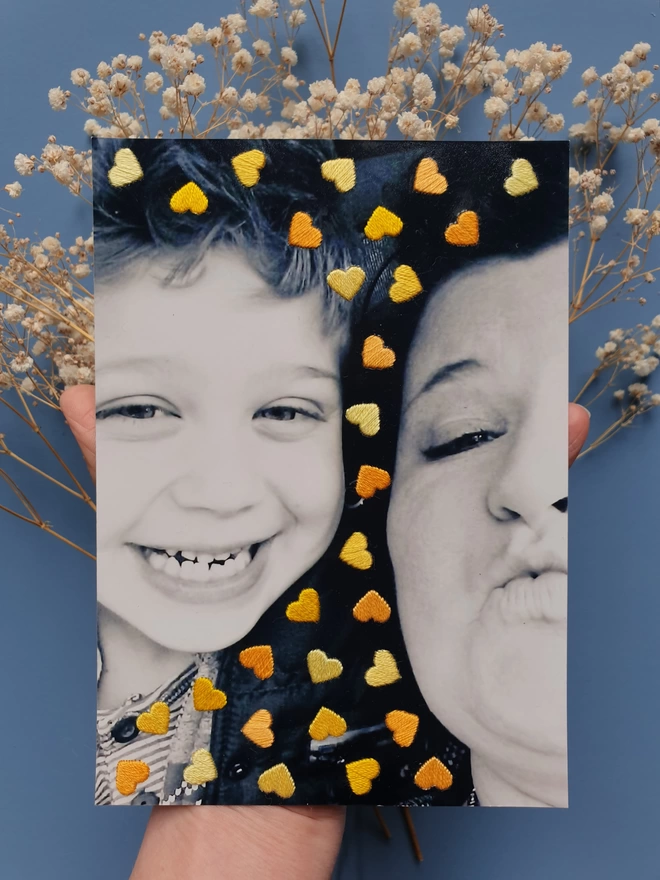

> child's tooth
[192,562,211,583]
[181,561,196,580]
[181,550,196,561]
[165,557,181,577]
[233,550,250,572]
[149,552,167,571]
[216,552,231,562]
[197,553,213,565]
[219,557,237,577]
[166,548,179,557]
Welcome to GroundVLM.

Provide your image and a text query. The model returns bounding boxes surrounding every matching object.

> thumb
[61,385,96,482]
[568,403,590,467]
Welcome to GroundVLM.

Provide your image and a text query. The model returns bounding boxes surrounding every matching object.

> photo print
[93,138,568,807]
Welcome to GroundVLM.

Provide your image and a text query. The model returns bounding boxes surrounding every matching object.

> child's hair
[93,139,362,334]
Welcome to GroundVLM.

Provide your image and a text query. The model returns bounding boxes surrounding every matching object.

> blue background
[2,0,660,876]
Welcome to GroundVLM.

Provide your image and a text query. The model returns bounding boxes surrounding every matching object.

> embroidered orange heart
[116,760,150,796]
[169,181,209,215]
[239,645,274,680]
[136,701,170,736]
[345,403,380,437]
[321,158,356,193]
[414,157,448,195]
[385,710,419,747]
[365,650,401,687]
[258,763,295,799]
[232,149,266,187]
[289,211,323,248]
[504,158,539,197]
[339,531,373,570]
[356,465,391,499]
[445,210,479,246]
[309,707,347,741]
[242,709,274,748]
[183,749,218,786]
[414,757,453,791]
[353,590,391,623]
[362,335,396,370]
[307,649,343,683]
[107,148,143,187]
[327,266,366,301]
[346,758,380,795]
[286,588,320,622]
[389,264,423,304]
[193,677,227,711]
[364,206,403,241]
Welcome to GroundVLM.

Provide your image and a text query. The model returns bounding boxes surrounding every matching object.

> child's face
[96,250,345,653]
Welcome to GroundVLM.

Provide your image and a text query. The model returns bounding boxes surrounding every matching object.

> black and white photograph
[93,138,568,808]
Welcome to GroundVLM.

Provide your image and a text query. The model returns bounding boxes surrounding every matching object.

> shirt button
[227,758,252,780]
[111,716,139,743]
[130,791,159,806]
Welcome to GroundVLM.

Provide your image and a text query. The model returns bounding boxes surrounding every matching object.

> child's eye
[254,400,324,439]
[96,397,181,440]
[97,403,174,421]
[422,429,504,462]
[256,405,317,422]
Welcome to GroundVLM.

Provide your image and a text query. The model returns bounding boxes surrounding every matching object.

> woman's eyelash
[423,429,504,462]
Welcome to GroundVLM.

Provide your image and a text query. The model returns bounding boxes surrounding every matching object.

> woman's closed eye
[423,428,505,462]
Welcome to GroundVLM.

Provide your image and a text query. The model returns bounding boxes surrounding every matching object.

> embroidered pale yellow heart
[356,465,391,499]
[339,531,373,570]
[353,590,391,623]
[307,649,343,683]
[286,588,320,622]
[321,158,356,193]
[345,403,380,437]
[289,211,323,248]
[364,206,403,241]
[258,763,295,799]
[346,758,380,795]
[385,710,419,747]
[136,701,170,736]
[183,749,218,786]
[504,158,539,197]
[116,760,150,796]
[414,756,453,791]
[389,265,423,304]
[239,645,274,680]
[362,335,396,370]
[414,157,448,195]
[309,707,347,741]
[365,650,401,687]
[242,709,274,748]
[108,148,143,188]
[231,149,266,187]
[193,677,227,711]
[327,266,366,301]
[445,210,479,246]
[170,181,209,215]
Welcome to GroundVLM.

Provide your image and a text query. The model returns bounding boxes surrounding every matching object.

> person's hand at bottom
[60,386,589,879]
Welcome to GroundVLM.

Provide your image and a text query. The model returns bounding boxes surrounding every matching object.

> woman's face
[388,244,568,781]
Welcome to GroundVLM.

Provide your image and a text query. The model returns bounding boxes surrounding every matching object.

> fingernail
[575,404,591,418]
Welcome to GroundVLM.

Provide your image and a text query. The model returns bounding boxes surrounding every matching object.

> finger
[568,403,590,467]
[60,385,96,482]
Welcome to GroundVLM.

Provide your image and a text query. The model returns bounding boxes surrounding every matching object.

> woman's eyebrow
[406,358,482,411]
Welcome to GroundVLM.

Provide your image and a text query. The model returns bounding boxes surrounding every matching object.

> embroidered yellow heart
[169,181,209,215]
[389,264,423,304]
[231,149,266,187]
[365,650,401,687]
[289,211,323,248]
[504,158,539,197]
[327,266,366,301]
[353,590,391,623]
[309,707,348,741]
[107,148,143,188]
[385,710,419,747]
[116,760,150,796]
[193,677,227,711]
[239,645,274,680]
[346,758,380,795]
[414,157,448,195]
[258,763,295,799]
[345,403,380,437]
[364,206,403,241]
[356,465,391,500]
[286,588,320,623]
[242,709,274,748]
[414,756,453,791]
[136,701,170,736]
[321,158,356,193]
[362,335,396,370]
[307,649,343,683]
[183,749,218,786]
[445,210,479,246]
[340,531,373,570]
